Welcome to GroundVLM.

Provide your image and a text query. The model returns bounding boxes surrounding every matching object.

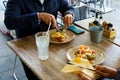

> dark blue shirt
[114,69,120,80]
[4,0,75,38]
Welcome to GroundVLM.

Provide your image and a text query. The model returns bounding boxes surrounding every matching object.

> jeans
[21,61,40,80]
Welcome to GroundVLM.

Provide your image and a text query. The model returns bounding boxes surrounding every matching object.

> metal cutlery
[67,62,96,71]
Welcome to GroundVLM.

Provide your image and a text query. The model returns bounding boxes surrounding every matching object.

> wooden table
[74,11,120,47]
[7,31,120,80]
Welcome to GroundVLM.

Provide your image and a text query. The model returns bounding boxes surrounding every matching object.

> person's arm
[4,0,38,30]
[37,12,57,28]
[95,65,118,79]
[59,0,75,17]
[59,0,75,28]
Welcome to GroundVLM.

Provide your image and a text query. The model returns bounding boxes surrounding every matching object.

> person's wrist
[64,11,74,17]
[116,68,120,76]
[113,68,120,79]
[37,12,41,24]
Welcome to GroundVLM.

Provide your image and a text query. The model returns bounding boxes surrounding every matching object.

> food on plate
[74,45,97,62]
[70,57,95,70]
[51,31,67,42]
[79,45,89,50]
[61,64,82,74]
[61,64,100,79]
[61,46,101,80]
[82,68,100,79]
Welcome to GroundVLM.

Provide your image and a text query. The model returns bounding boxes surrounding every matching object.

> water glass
[35,32,50,60]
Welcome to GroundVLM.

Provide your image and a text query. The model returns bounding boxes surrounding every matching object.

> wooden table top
[7,31,120,80]
[74,11,120,47]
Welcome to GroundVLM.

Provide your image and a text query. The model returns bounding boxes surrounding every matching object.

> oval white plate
[66,46,105,65]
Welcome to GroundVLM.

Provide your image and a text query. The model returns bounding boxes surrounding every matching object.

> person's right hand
[77,73,92,80]
[95,65,118,78]
[38,12,57,28]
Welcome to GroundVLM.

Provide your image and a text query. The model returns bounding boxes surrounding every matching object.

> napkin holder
[103,29,116,38]
[89,21,116,38]
[102,21,116,38]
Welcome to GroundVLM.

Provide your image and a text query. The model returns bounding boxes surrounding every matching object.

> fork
[56,27,66,33]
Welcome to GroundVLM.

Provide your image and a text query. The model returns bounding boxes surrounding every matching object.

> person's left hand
[77,73,92,80]
[63,14,74,28]
[95,65,118,78]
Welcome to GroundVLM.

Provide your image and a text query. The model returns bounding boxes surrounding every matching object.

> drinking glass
[90,26,103,43]
[35,32,50,60]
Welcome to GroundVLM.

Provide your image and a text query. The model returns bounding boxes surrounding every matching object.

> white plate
[66,46,105,65]
[50,29,75,44]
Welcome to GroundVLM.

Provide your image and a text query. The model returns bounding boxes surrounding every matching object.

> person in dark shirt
[4,0,75,80]
[5,0,75,38]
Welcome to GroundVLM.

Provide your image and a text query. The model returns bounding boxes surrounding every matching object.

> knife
[67,62,96,71]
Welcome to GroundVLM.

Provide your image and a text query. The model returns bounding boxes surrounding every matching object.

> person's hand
[63,13,74,28]
[95,65,118,78]
[38,12,57,28]
[77,73,92,80]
